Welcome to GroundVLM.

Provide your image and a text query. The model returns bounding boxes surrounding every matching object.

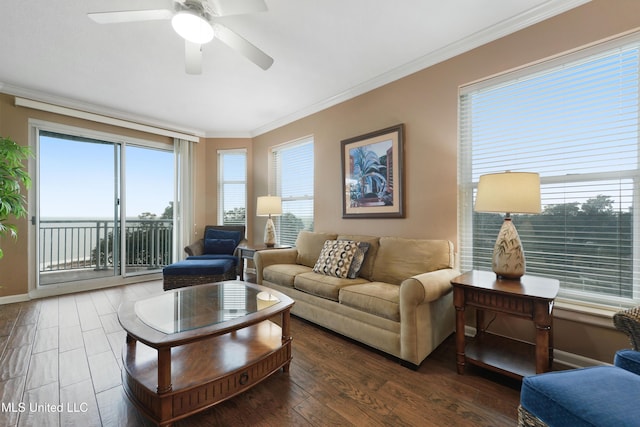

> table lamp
[257,195,282,247]
[474,171,541,279]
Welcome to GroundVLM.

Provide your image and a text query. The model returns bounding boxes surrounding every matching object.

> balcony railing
[39,219,173,283]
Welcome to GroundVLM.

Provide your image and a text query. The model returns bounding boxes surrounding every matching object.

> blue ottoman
[519,364,640,426]
[163,259,236,290]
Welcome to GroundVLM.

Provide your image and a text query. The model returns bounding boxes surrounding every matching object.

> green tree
[161,202,173,219]
[138,212,157,220]
[280,212,306,244]
[514,194,633,298]
[581,195,613,215]
[542,202,580,216]
[224,207,246,225]
[92,203,175,268]
[0,136,33,259]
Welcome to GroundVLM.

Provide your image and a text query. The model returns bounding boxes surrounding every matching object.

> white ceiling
[0,0,587,138]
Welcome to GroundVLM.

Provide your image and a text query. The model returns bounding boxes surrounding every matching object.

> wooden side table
[450,270,559,379]
[237,245,291,280]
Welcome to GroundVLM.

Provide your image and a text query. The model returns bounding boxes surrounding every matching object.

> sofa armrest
[615,349,640,376]
[184,239,204,257]
[400,268,461,305]
[233,239,249,256]
[254,248,299,284]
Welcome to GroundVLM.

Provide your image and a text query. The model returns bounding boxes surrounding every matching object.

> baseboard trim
[554,349,609,369]
[0,274,162,305]
[0,293,30,305]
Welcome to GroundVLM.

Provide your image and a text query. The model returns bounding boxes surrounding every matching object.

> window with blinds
[459,32,640,308]
[217,149,247,226]
[271,137,314,246]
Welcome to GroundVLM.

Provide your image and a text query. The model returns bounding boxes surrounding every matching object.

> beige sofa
[254,231,460,368]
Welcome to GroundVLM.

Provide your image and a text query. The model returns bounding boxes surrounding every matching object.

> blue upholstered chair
[162,225,247,290]
[183,225,247,276]
[518,306,640,426]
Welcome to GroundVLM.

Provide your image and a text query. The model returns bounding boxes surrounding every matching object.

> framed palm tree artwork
[341,124,404,218]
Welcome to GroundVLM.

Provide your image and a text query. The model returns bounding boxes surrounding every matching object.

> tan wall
[197,138,254,243]
[1,0,638,362]
[253,0,640,245]
[0,93,173,297]
[250,0,640,362]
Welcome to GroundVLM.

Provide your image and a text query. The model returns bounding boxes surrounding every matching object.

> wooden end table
[451,270,559,379]
[237,244,291,280]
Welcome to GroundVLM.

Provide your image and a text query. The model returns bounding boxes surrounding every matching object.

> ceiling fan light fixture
[171,10,214,44]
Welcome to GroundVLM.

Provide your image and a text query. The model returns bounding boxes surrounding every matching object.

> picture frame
[341,124,405,218]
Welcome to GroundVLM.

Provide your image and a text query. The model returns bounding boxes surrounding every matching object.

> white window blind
[217,150,247,226]
[271,137,314,246]
[459,33,640,308]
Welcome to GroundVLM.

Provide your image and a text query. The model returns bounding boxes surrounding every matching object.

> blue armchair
[518,306,640,427]
[183,225,247,276]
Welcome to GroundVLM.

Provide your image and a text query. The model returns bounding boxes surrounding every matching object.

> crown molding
[2,0,590,140]
[201,130,255,139]
[249,0,591,138]
[15,97,201,142]
[1,82,206,139]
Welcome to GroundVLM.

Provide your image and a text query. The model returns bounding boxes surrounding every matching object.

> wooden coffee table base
[122,320,292,426]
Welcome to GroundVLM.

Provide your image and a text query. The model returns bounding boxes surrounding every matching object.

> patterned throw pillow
[313,240,359,278]
[346,241,370,279]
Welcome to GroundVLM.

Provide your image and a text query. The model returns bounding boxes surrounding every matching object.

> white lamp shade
[475,172,541,214]
[256,196,282,216]
[171,11,214,44]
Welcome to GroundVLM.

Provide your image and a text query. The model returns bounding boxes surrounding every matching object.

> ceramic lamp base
[264,217,276,247]
[492,218,525,279]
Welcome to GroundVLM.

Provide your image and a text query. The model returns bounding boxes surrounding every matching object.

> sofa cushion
[371,238,453,285]
[186,254,238,266]
[295,231,338,268]
[339,282,400,322]
[337,234,380,280]
[163,259,234,276]
[313,240,359,278]
[203,238,236,255]
[294,272,368,301]
[263,264,312,288]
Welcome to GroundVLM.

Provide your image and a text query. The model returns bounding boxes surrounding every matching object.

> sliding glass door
[124,145,175,274]
[36,128,174,287]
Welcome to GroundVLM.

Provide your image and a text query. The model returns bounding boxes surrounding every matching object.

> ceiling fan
[88,0,274,74]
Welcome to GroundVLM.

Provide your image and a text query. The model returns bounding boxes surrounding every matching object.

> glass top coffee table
[118,280,294,427]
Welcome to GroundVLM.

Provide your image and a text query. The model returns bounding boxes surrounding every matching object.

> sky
[220,151,247,213]
[221,142,314,212]
[38,135,314,223]
[39,135,174,219]
[466,45,638,212]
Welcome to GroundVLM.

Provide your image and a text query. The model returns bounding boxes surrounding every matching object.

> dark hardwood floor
[0,280,521,426]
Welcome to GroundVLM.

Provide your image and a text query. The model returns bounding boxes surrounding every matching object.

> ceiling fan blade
[212,23,273,70]
[88,9,173,24]
[206,0,267,17]
[88,0,175,24]
[185,41,203,74]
